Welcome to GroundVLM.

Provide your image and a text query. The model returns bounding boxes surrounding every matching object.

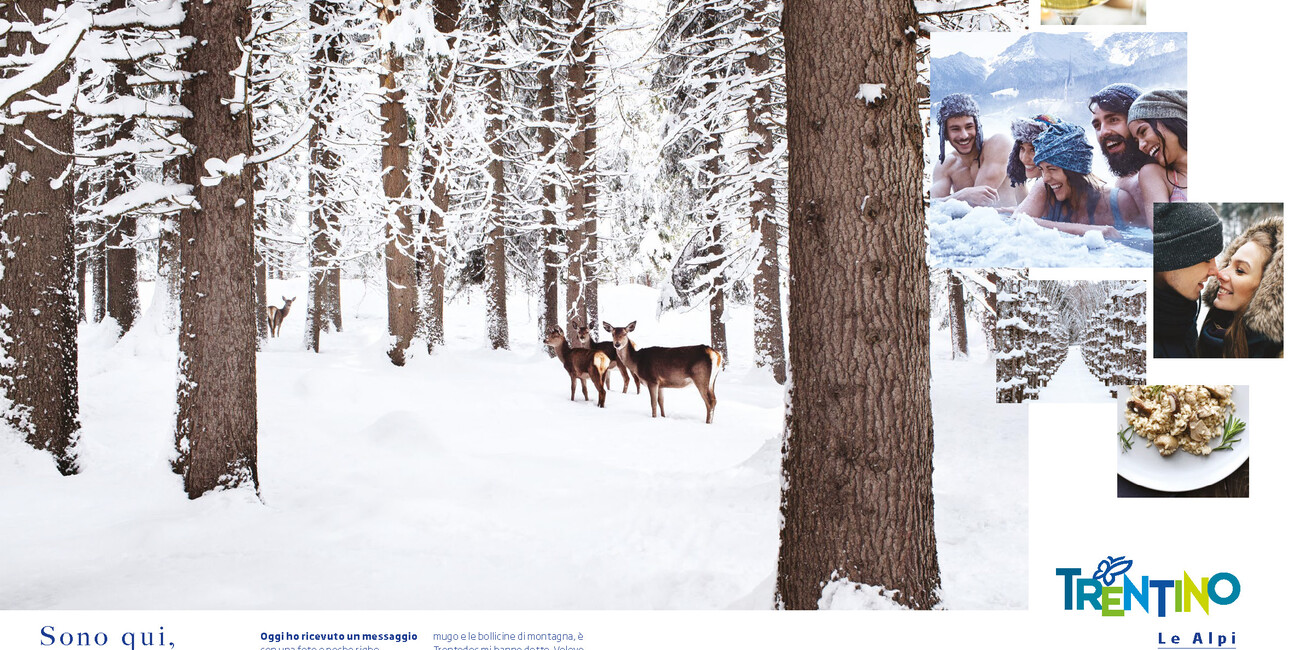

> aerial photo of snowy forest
[2,0,1031,610]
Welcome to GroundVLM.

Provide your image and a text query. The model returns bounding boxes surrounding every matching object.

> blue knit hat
[1092,82,1143,106]
[937,93,982,164]
[1033,122,1093,175]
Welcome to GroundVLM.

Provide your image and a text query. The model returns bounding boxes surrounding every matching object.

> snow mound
[928,206,1151,268]
[817,576,908,610]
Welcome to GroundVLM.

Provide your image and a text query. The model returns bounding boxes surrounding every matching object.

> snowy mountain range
[932,32,1187,129]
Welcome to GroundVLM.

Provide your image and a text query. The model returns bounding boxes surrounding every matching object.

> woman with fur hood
[1198,216,1284,358]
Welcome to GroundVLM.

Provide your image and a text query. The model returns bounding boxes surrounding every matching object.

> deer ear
[602,321,612,332]
[628,321,637,331]
[570,319,581,329]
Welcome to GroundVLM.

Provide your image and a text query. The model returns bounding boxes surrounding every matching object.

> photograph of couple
[1152,203,1284,359]
[927,31,1186,268]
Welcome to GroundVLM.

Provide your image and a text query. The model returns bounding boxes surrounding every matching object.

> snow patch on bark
[818,574,907,610]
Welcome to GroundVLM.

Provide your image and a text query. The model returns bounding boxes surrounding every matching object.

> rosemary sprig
[1117,424,1135,452]
[1213,414,1246,451]
[1148,385,1166,398]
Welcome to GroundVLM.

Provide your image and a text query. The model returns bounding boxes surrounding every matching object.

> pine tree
[777,0,940,610]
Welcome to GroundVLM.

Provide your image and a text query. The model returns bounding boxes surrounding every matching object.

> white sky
[930,30,1113,63]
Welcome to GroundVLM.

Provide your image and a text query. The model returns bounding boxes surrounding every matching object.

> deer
[267,296,295,338]
[543,326,610,408]
[573,320,640,395]
[602,321,722,424]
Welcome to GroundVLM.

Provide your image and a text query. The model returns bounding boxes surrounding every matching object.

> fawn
[602,321,721,423]
[267,296,295,338]
[574,320,640,395]
[544,326,610,408]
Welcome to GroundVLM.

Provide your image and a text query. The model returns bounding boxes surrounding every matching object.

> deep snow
[1035,345,1116,403]
[928,203,1152,268]
[1,278,1025,609]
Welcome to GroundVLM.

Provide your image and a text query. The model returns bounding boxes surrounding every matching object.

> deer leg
[580,377,590,401]
[657,388,667,419]
[647,383,659,418]
[618,361,630,393]
[570,376,577,401]
[595,370,607,408]
[695,378,714,424]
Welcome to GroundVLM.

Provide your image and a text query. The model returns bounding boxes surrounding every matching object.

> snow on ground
[1,278,1026,609]
[928,203,1151,268]
[1035,345,1115,403]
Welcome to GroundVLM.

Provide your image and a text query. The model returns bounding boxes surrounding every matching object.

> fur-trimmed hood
[1202,215,1284,342]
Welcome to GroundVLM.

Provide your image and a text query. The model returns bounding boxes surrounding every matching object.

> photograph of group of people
[1153,203,1284,359]
[926,31,1186,268]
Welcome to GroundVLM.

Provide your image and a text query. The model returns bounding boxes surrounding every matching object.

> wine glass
[1042,0,1111,26]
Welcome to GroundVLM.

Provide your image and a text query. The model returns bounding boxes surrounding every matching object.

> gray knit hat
[937,93,981,163]
[1129,89,1187,122]
[1154,202,1223,272]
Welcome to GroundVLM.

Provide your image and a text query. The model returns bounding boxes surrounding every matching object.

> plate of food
[1116,385,1249,492]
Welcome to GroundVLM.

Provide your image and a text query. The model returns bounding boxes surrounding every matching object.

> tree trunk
[380,1,417,365]
[947,270,968,359]
[703,128,728,359]
[173,0,259,499]
[420,0,459,352]
[483,0,509,350]
[539,0,559,353]
[91,227,107,323]
[745,0,786,384]
[777,0,940,610]
[0,0,81,475]
[306,0,344,353]
[104,30,139,336]
[564,0,593,343]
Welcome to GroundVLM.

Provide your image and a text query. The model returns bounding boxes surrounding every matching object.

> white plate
[1116,386,1249,493]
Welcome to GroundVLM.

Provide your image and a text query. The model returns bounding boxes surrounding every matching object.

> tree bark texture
[484,0,509,350]
[306,0,344,353]
[947,270,968,359]
[104,27,139,336]
[0,0,81,475]
[380,1,417,365]
[777,0,940,610]
[703,130,728,360]
[173,0,260,499]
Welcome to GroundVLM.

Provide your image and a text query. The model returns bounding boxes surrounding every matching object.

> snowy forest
[2,0,1033,610]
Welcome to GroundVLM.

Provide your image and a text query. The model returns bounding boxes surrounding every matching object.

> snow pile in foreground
[817,577,906,610]
[928,203,1151,267]
[0,280,1026,610]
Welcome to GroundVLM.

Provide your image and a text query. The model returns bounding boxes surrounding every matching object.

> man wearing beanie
[1089,82,1153,227]
[931,93,1015,209]
[1153,202,1223,358]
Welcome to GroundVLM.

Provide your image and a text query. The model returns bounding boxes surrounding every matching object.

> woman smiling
[1198,216,1284,358]
[1012,121,1132,239]
[1128,89,1188,225]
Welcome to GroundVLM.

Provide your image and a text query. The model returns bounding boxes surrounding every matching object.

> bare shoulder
[982,132,1014,156]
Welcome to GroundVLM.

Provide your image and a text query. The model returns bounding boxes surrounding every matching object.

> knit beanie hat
[1153,202,1223,272]
[1032,122,1093,175]
[1090,82,1143,111]
[1128,89,1187,122]
[937,93,981,163]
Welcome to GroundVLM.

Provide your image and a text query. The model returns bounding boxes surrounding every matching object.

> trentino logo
[1056,556,1241,617]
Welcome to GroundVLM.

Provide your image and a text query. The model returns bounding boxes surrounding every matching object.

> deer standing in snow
[574,320,640,395]
[544,326,610,407]
[267,296,295,338]
[602,321,722,423]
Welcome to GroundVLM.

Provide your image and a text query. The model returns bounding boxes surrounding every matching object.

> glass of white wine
[1042,0,1110,25]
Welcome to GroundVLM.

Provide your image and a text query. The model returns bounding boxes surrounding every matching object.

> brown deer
[544,326,610,407]
[574,320,640,395]
[603,321,722,423]
[267,296,295,338]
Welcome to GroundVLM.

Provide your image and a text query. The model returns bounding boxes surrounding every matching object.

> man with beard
[1152,203,1222,358]
[931,93,1015,208]
[1089,83,1154,228]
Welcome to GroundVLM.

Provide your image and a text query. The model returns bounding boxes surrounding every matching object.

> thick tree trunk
[104,32,139,336]
[0,0,81,475]
[947,270,968,359]
[484,0,509,350]
[173,0,259,499]
[380,1,417,365]
[777,0,940,610]
[703,128,728,359]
